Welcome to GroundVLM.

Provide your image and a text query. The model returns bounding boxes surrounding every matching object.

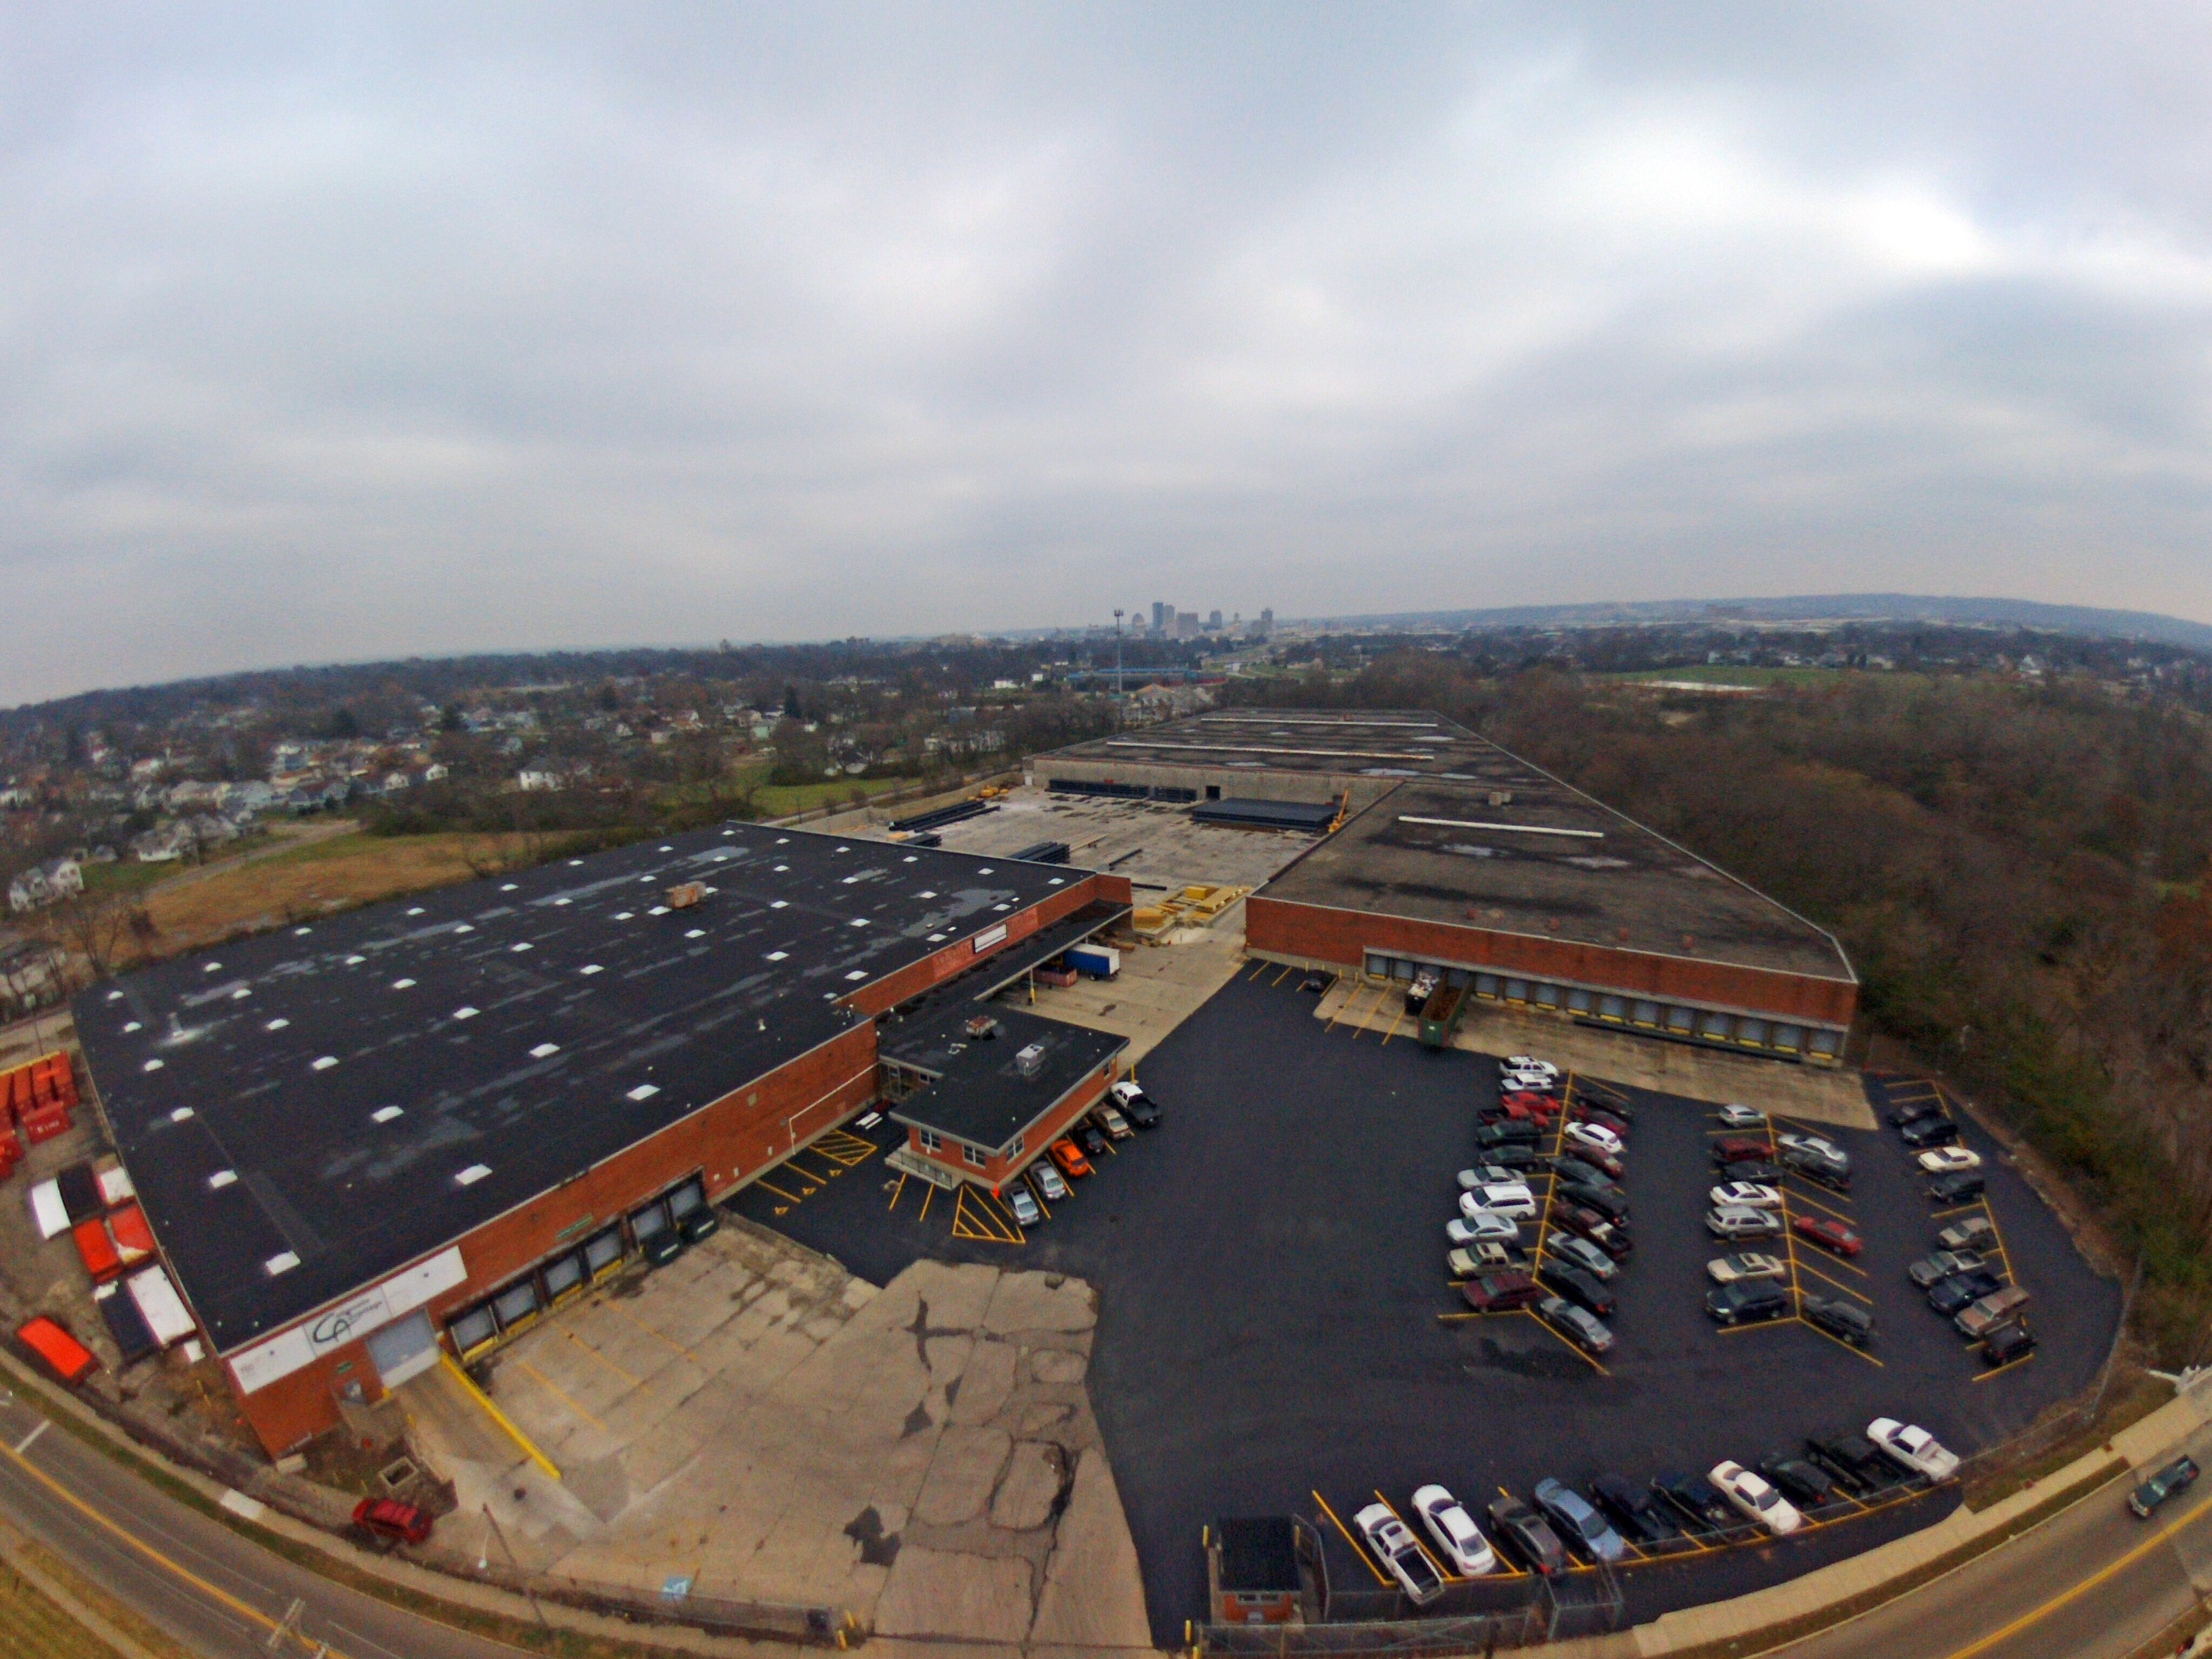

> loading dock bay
[736,966,2122,1643]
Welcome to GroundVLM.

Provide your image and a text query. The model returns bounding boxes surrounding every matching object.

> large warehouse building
[73,823,1130,1456]
[1036,711,1857,1064]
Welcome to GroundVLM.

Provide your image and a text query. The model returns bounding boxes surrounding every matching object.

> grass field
[126,829,581,961]
[734,765,926,817]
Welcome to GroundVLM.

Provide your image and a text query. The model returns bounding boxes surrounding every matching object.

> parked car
[1890,1096,1948,1126]
[1549,1234,1617,1282]
[1756,1452,1839,1510]
[1793,1214,1864,1257]
[1075,1122,1111,1159]
[1561,1182,1630,1224]
[1907,1247,1986,1289]
[1708,1251,1788,1284]
[1707,1279,1793,1326]
[1550,1156,1620,1192]
[1928,1268,2004,1316]
[1936,1213,1998,1252]
[1917,1146,1983,1175]
[1717,1104,1767,1128]
[1496,1090,1560,1116]
[1777,1137,1852,1189]
[1049,1138,1091,1178]
[1867,1418,1960,1481]
[1005,1184,1043,1226]
[1563,1122,1623,1158]
[1485,1495,1569,1575]
[1538,1262,1616,1318]
[1554,1204,1631,1258]
[1463,1162,1524,1187]
[1776,1130,1847,1166]
[1955,1284,2030,1340]
[1475,1120,1543,1149]
[1120,1092,1161,1129]
[1091,1105,1134,1141]
[1532,1479,1627,1563]
[1412,1485,1496,1575]
[1653,1471,1737,1533]
[1564,1144,1626,1181]
[1719,1159,1785,1185]
[1448,1243,1528,1279]
[1572,1105,1633,1137]
[1505,1056,1561,1080]
[1808,1432,1894,1494]
[1459,1271,1543,1314]
[1590,1473,1685,1545]
[1108,1077,1156,1117]
[1980,1320,2036,1367]
[1028,1161,1071,1203]
[1899,1115,1961,1149]
[1927,1170,1986,1205]
[1710,1461,1803,1534]
[1353,1503,1445,1606]
[1708,1205,1785,1240]
[1710,1181,1783,1211]
[1448,1211,1523,1246]
[1712,1136,1774,1166]
[2129,1455,2200,1518]
[1535,1296,1614,1355]
[1479,1143,1545,1172]
[353,1497,434,1546]
[1803,1296,1876,1348]
[1498,1069,1559,1096]
[1460,1181,1537,1219]
[1301,972,1329,994]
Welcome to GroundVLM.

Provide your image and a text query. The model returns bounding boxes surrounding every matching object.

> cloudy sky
[5,4,2211,703]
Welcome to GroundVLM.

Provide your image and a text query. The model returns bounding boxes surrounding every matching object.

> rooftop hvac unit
[1015,1042,1047,1078]
[666,881,707,909]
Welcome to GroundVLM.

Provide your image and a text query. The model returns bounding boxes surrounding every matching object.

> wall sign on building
[226,1245,467,1395]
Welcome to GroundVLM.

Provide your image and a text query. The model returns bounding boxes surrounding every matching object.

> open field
[125,828,583,961]
[734,763,926,816]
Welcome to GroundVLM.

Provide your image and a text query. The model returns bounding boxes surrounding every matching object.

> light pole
[1112,610,1125,701]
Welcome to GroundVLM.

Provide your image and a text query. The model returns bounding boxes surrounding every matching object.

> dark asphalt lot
[733,968,2121,1644]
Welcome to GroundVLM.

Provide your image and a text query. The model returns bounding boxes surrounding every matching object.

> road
[0,1384,525,1659]
[1778,1418,2212,1659]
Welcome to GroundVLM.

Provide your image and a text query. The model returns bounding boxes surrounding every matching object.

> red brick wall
[232,1020,878,1456]
[905,1063,1115,1184]
[1247,894,1857,1027]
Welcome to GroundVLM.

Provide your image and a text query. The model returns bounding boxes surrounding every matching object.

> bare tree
[35,889,156,981]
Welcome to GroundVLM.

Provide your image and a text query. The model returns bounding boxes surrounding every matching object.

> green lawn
[751,773,928,815]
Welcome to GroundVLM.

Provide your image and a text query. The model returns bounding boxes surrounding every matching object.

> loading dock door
[365,1310,440,1390]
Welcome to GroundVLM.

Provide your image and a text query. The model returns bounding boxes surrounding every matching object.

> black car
[1119,1094,1162,1129]
[1476,1120,1543,1149]
[1719,1159,1785,1185]
[1539,1261,1616,1319]
[1928,1267,2004,1316]
[1549,1156,1620,1192]
[1927,1170,1985,1204]
[1554,1205,1633,1259]
[1653,1472,1737,1533]
[1559,1181,1630,1224]
[1757,1453,1839,1510]
[1707,1279,1792,1325]
[1982,1320,2036,1366]
[1075,1123,1111,1159]
[1486,1495,1570,1575]
[1808,1432,1894,1495]
[1780,1145,1852,1192]
[1300,972,1330,994]
[1803,1295,1876,1347]
[1890,1096,1947,1127]
[1478,1143,1544,1172]
[1589,1473,1684,1545]
[1574,1106,1631,1137]
[1900,1114,1961,1149]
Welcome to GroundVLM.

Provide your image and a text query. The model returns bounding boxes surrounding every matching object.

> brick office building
[75,823,1129,1456]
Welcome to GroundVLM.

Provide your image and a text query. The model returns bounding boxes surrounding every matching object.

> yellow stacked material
[1182,885,1215,901]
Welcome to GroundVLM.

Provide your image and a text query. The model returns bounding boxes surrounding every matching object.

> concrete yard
[992,900,1253,1064]
[401,1220,1149,1652]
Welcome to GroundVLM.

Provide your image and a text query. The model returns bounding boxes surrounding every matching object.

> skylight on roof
[453,923,474,933]
[501,882,518,892]
[977,867,994,874]
[770,900,788,910]
[265,1251,300,1276]
[579,964,602,975]
[552,897,571,906]
[123,1021,141,1033]
[510,942,533,953]
[569,859,583,866]
[841,875,859,885]
[372,1105,403,1123]
[1049,878,1064,886]
[614,911,635,921]
[773,865,788,873]
[170,1107,193,1122]
[407,908,424,916]
[685,928,705,939]
[626,1084,660,1102]
[928,933,948,943]
[647,906,669,916]
[658,845,672,853]
[453,1006,478,1020]
[392,979,416,990]
[311,1056,338,1071]
[775,837,789,845]
[845,970,868,981]
[293,926,311,936]
[346,955,365,965]
[849,918,869,928]
[530,1042,560,1059]
[143,1060,164,1073]
[231,987,251,1000]
[265,1018,288,1031]
[203,962,222,973]
[993,903,1009,912]
[106,991,122,1001]
[903,856,918,864]
[916,891,936,899]
[765,950,788,961]
[455,1164,491,1186]
[208,1170,235,1189]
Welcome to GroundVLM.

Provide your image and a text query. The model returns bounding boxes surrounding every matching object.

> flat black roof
[882,1007,1125,1151]
[1213,1518,1303,1593]
[1046,710,1494,779]
[75,822,1086,1352]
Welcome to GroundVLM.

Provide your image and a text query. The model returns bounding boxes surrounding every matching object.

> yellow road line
[1312,1490,1391,1586]
[514,1359,607,1430]
[561,1326,639,1385]
[1937,1487,2212,1658]
[1971,1352,2037,1384]
[0,1428,358,1657]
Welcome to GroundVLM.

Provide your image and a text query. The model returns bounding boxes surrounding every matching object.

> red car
[1459,1271,1542,1313]
[1501,1090,1558,1113]
[1711,1135,1773,1166]
[1573,1107,1631,1137]
[1048,1138,1092,1179]
[1792,1214,1864,1257]
[353,1497,433,1546]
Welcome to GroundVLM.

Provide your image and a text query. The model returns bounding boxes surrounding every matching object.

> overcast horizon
[8,4,2212,704]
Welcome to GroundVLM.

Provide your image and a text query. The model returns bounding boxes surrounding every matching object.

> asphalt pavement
[0,1378,525,1658]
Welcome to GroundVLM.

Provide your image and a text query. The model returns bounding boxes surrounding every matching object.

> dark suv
[1486,1495,1569,1575]
[1900,1115,1960,1149]
[1808,1432,1893,1495]
[1539,1262,1616,1319]
[1653,1472,1736,1533]
[1756,1452,1838,1510]
[1927,1170,1985,1204]
[1928,1268,2004,1316]
[1803,1295,1876,1348]
[1589,1473,1683,1545]
[1706,1279,1792,1326]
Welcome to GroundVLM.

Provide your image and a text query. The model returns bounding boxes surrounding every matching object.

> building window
[1010,1134,1024,1156]
[1773,1024,1803,1053]
[1598,995,1627,1022]
[1632,1000,1660,1027]
[1567,987,1594,1014]
[963,1143,987,1168]
[1665,1006,1695,1034]
[1533,983,1560,1009]
[1505,979,1528,1003]
[1737,1018,1769,1047]
[1700,1011,1732,1040]
[919,1128,940,1153]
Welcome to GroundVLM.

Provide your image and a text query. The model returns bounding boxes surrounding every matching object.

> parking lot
[735,966,2123,1642]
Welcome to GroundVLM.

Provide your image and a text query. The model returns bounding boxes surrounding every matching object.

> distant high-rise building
[1207,609,1223,631]
[1151,602,1170,633]
[1259,608,1274,636]
[1175,611,1201,639]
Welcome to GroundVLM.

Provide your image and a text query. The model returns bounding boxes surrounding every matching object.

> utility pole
[1112,610,1125,702]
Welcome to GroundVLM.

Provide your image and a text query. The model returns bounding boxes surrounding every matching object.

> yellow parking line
[1930,1203,1986,1220]
[1715,1316,1797,1336]
[514,1359,608,1430]
[1797,1316,1885,1367]
[1379,1003,1407,1046]
[1313,1490,1391,1586]
[1785,1185,1858,1224]
[1272,962,1296,986]
[603,1301,697,1363]
[560,1326,639,1386]
[918,1182,934,1222]
[755,1178,810,1205]
[1795,1259,1876,1304]
[887,1171,908,1211]
[1971,1352,2036,1382]
[1975,1201,2019,1284]
[1526,1306,1610,1374]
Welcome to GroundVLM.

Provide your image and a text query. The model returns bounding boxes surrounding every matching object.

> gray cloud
[4,3,2212,701]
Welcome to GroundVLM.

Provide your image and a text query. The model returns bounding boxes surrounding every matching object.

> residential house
[6,859,83,914]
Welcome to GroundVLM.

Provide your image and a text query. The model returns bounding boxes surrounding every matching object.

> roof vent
[964,1015,999,1041]
[1487,791,1513,807]
[1015,1042,1047,1078]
